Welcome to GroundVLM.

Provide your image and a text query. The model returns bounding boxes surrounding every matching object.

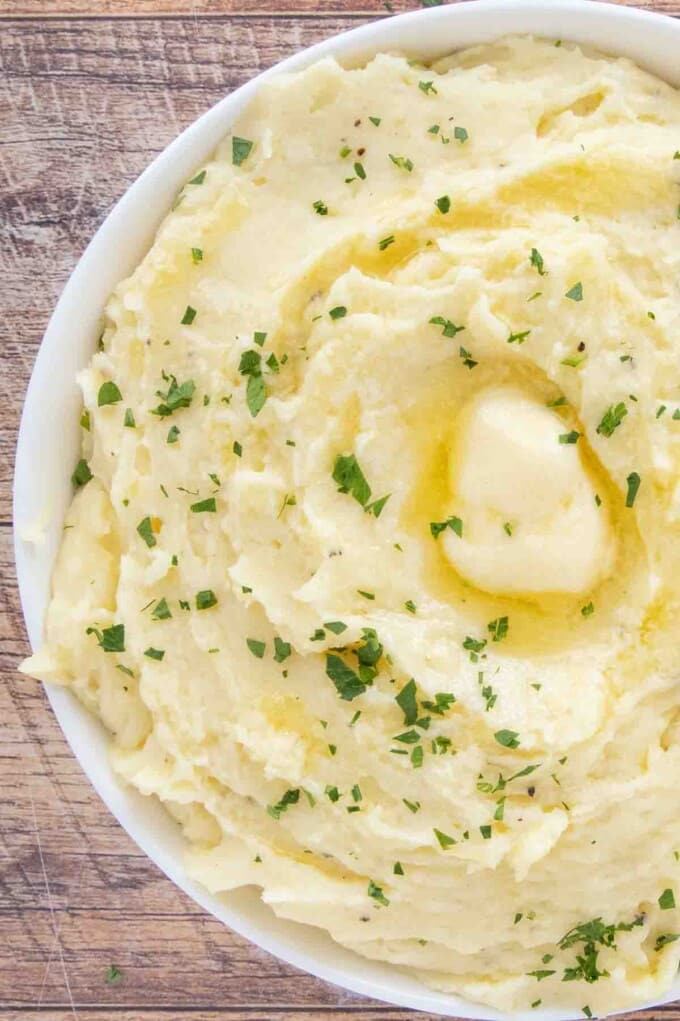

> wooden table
[2,1,678,1019]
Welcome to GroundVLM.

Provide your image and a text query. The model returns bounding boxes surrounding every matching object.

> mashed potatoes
[22,36,680,1014]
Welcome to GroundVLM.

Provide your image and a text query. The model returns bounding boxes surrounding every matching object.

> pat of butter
[442,388,614,597]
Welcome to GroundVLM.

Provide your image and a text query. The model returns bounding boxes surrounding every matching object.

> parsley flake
[71,459,92,488]
[98,381,122,406]
[430,515,463,539]
[389,153,414,172]
[87,623,125,653]
[596,402,627,437]
[247,638,266,659]
[530,248,546,275]
[434,828,456,849]
[367,880,389,906]
[137,516,156,548]
[495,729,520,749]
[659,888,676,910]
[508,330,531,345]
[429,315,465,337]
[190,497,216,513]
[565,282,584,302]
[196,589,217,610]
[625,471,641,508]
[232,136,253,166]
[152,375,195,416]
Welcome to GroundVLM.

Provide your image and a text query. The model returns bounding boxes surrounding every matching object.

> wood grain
[4,0,680,16]
[1,2,678,1019]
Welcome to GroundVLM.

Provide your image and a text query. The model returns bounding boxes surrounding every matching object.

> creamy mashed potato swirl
[23,37,680,1013]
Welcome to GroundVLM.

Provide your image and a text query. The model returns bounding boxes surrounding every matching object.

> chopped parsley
[530,248,546,275]
[246,373,267,418]
[565,282,584,302]
[558,915,643,981]
[191,247,203,263]
[459,346,478,369]
[332,453,389,517]
[326,654,366,701]
[561,354,586,368]
[247,638,266,658]
[422,692,456,716]
[232,136,254,166]
[71,459,92,488]
[313,199,328,215]
[655,933,680,951]
[418,80,438,95]
[151,598,171,620]
[152,375,195,416]
[508,329,531,345]
[494,729,520,749]
[559,430,580,444]
[196,589,217,610]
[190,497,216,513]
[379,234,395,251]
[396,678,418,725]
[389,153,414,172]
[367,880,389,906]
[581,602,595,618]
[625,471,641,508]
[98,381,122,406]
[435,195,451,214]
[181,305,197,325]
[430,515,463,539]
[238,351,268,418]
[488,616,509,642]
[267,788,299,820]
[369,115,381,126]
[324,620,347,635]
[124,408,136,428]
[404,599,417,614]
[463,636,487,657]
[659,888,676,910]
[273,636,291,662]
[136,516,156,548]
[429,315,465,338]
[434,828,456,849]
[454,125,468,143]
[87,623,125,653]
[597,402,628,437]
[188,170,206,185]
[144,647,165,661]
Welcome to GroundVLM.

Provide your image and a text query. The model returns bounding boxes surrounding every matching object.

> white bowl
[14,2,680,1017]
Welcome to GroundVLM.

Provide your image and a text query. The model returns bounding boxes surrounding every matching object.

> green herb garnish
[98,381,122,406]
[232,136,253,166]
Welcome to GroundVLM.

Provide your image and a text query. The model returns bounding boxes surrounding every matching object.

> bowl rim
[13,1,680,1018]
